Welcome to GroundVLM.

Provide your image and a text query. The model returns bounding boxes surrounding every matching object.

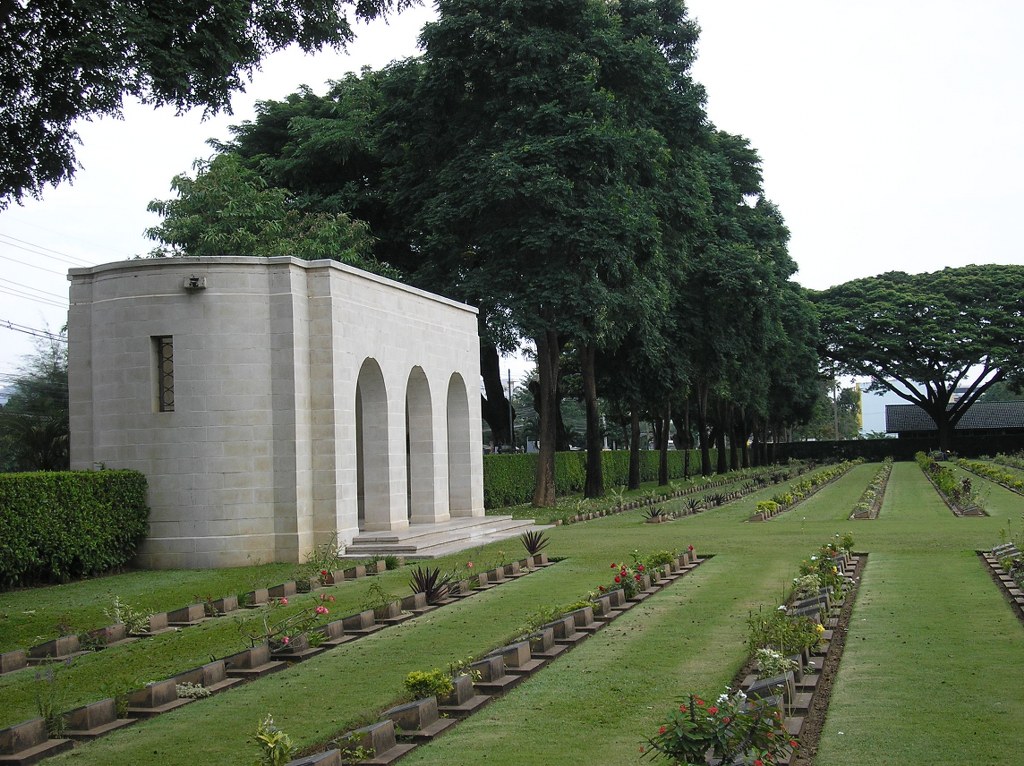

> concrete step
[342,516,551,560]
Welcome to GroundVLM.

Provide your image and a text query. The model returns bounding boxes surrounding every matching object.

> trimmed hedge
[0,470,149,588]
[482,449,714,509]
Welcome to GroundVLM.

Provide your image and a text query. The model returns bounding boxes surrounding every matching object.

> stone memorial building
[67,257,486,568]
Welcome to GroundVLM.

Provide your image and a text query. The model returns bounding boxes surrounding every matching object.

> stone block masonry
[68,257,485,569]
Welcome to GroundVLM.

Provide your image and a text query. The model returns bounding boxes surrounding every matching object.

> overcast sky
[2,0,1023,400]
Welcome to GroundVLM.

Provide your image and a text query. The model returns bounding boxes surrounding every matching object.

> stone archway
[356,358,390,531]
[405,366,435,523]
[447,372,473,516]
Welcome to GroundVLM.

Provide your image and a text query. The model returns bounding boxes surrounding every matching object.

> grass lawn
[2,459,1022,765]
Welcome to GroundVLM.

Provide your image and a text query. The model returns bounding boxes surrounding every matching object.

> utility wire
[0,253,68,277]
[0,286,67,309]
[0,277,67,301]
[0,320,68,342]
[0,233,94,266]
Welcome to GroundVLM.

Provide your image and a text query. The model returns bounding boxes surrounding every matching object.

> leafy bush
[482,449,713,508]
[0,470,149,588]
[404,669,454,700]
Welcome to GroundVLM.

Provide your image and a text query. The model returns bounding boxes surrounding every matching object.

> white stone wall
[68,257,483,569]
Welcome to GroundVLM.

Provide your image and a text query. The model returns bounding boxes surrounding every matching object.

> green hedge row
[0,470,150,588]
[482,449,715,508]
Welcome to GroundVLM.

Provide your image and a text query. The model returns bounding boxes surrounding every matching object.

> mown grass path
[5,460,1021,765]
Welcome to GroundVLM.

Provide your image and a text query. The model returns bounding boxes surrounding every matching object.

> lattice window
[154,336,174,412]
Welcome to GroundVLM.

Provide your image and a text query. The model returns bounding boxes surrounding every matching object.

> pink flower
[278,597,288,606]
[658,725,666,735]
[327,595,335,602]
[282,636,290,645]
[466,561,474,568]
[708,706,718,715]
[315,605,329,615]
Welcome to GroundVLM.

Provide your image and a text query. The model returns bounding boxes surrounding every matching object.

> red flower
[639,746,645,754]
[598,585,606,592]
[278,597,288,606]
[695,698,705,707]
[658,726,666,735]
[637,564,645,571]
[634,574,642,581]
[679,705,687,712]
[722,716,731,724]
[321,569,328,576]
[754,760,764,766]
[611,562,618,568]
[789,740,799,748]
[708,706,718,714]
[614,575,621,583]
[688,544,694,551]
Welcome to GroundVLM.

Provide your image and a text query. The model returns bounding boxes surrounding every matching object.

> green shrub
[404,669,454,700]
[0,470,149,588]
[482,449,712,508]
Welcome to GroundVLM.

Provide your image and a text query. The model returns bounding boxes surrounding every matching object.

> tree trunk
[696,384,711,475]
[582,342,604,498]
[532,329,560,507]
[715,427,728,474]
[480,343,512,446]
[628,408,641,490]
[658,403,670,486]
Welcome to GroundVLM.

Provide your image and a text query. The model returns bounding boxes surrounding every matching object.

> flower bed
[915,452,987,516]
[849,458,893,519]
[748,460,863,521]
[954,458,1024,496]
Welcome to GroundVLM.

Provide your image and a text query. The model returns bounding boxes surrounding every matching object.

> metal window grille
[155,336,174,412]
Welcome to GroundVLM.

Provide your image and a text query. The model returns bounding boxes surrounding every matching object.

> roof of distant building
[885,401,1024,433]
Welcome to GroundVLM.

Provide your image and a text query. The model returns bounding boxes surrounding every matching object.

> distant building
[885,401,1024,438]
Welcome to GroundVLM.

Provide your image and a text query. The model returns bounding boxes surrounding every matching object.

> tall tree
[813,264,1024,451]
[0,336,69,471]
[0,0,416,208]
[145,153,393,274]
[399,0,683,506]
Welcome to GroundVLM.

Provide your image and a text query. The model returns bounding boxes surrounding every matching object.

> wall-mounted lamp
[183,275,207,291]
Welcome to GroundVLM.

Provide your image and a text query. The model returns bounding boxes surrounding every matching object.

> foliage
[814,264,1024,450]
[408,566,453,604]
[403,669,454,701]
[747,609,822,656]
[0,336,69,472]
[956,458,1024,494]
[519,531,549,556]
[175,682,212,700]
[0,470,149,588]
[252,714,296,766]
[359,581,398,614]
[754,648,796,679]
[482,449,711,509]
[790,381,862,441]
[237,593,334,649]
[642,690,796,766]
[916,452,984,512]
[104,595,153,635]
[34,661,71,738]
[0,0,414,207]
[791,574,821,601]
[605,559,647,600]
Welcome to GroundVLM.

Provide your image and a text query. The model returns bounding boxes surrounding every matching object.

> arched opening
[406,367,435,523]
[447,373,473,515]
[356,358,389,530]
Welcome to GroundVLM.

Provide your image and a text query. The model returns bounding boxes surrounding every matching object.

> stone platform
[342,516,550,560]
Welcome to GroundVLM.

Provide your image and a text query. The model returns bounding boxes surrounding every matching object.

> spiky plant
[520,530,550,555]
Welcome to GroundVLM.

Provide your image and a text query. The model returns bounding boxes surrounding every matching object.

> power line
[0,233,94,266]
[0,253,68,277]
[0,277,67,301]
[0,320,67,342]
[0,285,67,309]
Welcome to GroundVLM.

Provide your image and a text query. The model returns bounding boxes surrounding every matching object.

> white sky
[2,0,1023,389]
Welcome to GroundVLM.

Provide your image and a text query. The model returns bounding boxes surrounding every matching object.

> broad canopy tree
[813,264,1024,451]
[0,0,416,208]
